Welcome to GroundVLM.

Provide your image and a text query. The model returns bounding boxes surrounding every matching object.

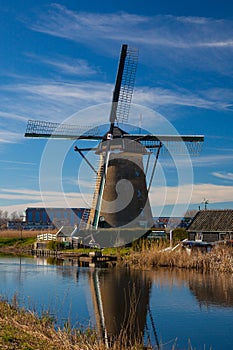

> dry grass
[0,298,148,350]
[123,242,233,273]
[0,229,56,239]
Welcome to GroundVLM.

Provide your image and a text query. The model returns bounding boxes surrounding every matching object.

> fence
[37,233,57,241]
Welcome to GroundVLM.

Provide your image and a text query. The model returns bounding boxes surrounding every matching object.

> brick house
[187,209,233,243]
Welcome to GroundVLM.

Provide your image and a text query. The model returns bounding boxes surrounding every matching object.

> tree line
[0,210,23,230]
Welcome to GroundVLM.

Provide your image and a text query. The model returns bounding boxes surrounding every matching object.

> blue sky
[0,0,233,218]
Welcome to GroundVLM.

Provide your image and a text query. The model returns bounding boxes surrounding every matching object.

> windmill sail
[25,119,101,139]
[24,43,204,246]
[122,134,204,156]
[109,44,138,129]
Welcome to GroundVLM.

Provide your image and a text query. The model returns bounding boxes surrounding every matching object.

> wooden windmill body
[87,127,154,230]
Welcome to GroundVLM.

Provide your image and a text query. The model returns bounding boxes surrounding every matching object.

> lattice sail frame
[116,46,138,123]
[137,137,204,156]
[25,119,204,156]
[158,140,203,156]
[25,119,101,139]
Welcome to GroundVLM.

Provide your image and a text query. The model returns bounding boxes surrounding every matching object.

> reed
[0,229,56,239]
[0,297,149,350]
[123,241,233,273]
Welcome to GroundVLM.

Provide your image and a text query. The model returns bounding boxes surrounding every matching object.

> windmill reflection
[88,268,156,347]
[42,256,161,346]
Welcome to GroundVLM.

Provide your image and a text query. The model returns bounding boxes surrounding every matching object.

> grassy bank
[0,298,147,350]
[1,230,233,273]
[0,230,53,254]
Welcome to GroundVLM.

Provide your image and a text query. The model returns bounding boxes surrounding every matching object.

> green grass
[0,237,35,248]
[102,247,131,255]
[66,246,131,256]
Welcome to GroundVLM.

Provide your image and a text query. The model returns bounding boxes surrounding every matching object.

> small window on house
[219,232,229,241]
[195,233,203,241]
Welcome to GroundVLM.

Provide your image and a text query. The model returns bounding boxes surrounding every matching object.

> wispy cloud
[0,131,23,144]
[30,6,233,49]
[28,6,233,74]
[158,153,233,169]
[0,111,28,122]
[150,183,233,206]
[0,188,90,214]
[0,160,36,166]
[192,154,233,167]
[135,87,233,111]
[3,80,111,104]
[212,171,233,181]
[1,183,233,216]
[45,58,97,76]
[0,80,112,123]
[27,53,98,76]
[2,79,232,122]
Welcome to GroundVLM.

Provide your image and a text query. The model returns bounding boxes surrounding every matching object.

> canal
[0,254,233,349]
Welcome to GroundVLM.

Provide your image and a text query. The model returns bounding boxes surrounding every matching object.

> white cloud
[1,183,233,216]
[149,183,233,207]
[134,87,233,111]
[27,7,233,74]
[45,59,97,76]
[0,131,23,144]
[27,54,98,76]
[192,154,233,167]
[0,111,28,122]
[158,153,233,169]
[0,188,89,215]
[30,7,233,49]
[4,81,111,104]
[212,171,233,181]
[0,160,36,166]
[3,79,232,122]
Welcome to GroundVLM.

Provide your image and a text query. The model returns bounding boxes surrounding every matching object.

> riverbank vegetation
[122,241,233,273]
[0,229,52,239]
[0,229,52,254]
[0,298,147,350]
[1,229,233,273]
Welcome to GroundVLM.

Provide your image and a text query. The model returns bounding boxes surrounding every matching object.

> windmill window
[135,171,140,177]
[137,190,142,198]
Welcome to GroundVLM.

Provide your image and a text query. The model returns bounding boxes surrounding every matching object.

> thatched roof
[187,210,233,232]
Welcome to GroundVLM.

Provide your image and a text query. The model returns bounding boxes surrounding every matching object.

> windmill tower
[25,44,204,247]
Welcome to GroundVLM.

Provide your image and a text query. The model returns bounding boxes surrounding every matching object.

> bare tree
[0,210,9,230]
[10,211,22,221]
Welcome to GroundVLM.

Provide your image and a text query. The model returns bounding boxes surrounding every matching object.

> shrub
[172,228,188,243]
[46,240,65,251]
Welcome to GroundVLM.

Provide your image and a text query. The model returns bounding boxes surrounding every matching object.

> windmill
[25,44,204,247]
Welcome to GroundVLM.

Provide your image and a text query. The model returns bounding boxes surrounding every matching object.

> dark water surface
[0,254,233,349]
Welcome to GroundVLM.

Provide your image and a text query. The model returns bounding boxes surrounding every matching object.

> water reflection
[145,268,233,307]
[40,257,233,347]
[1,254,233,349]
[88,268,152,346]
[189,271,233,307]
[37,256,155,346]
